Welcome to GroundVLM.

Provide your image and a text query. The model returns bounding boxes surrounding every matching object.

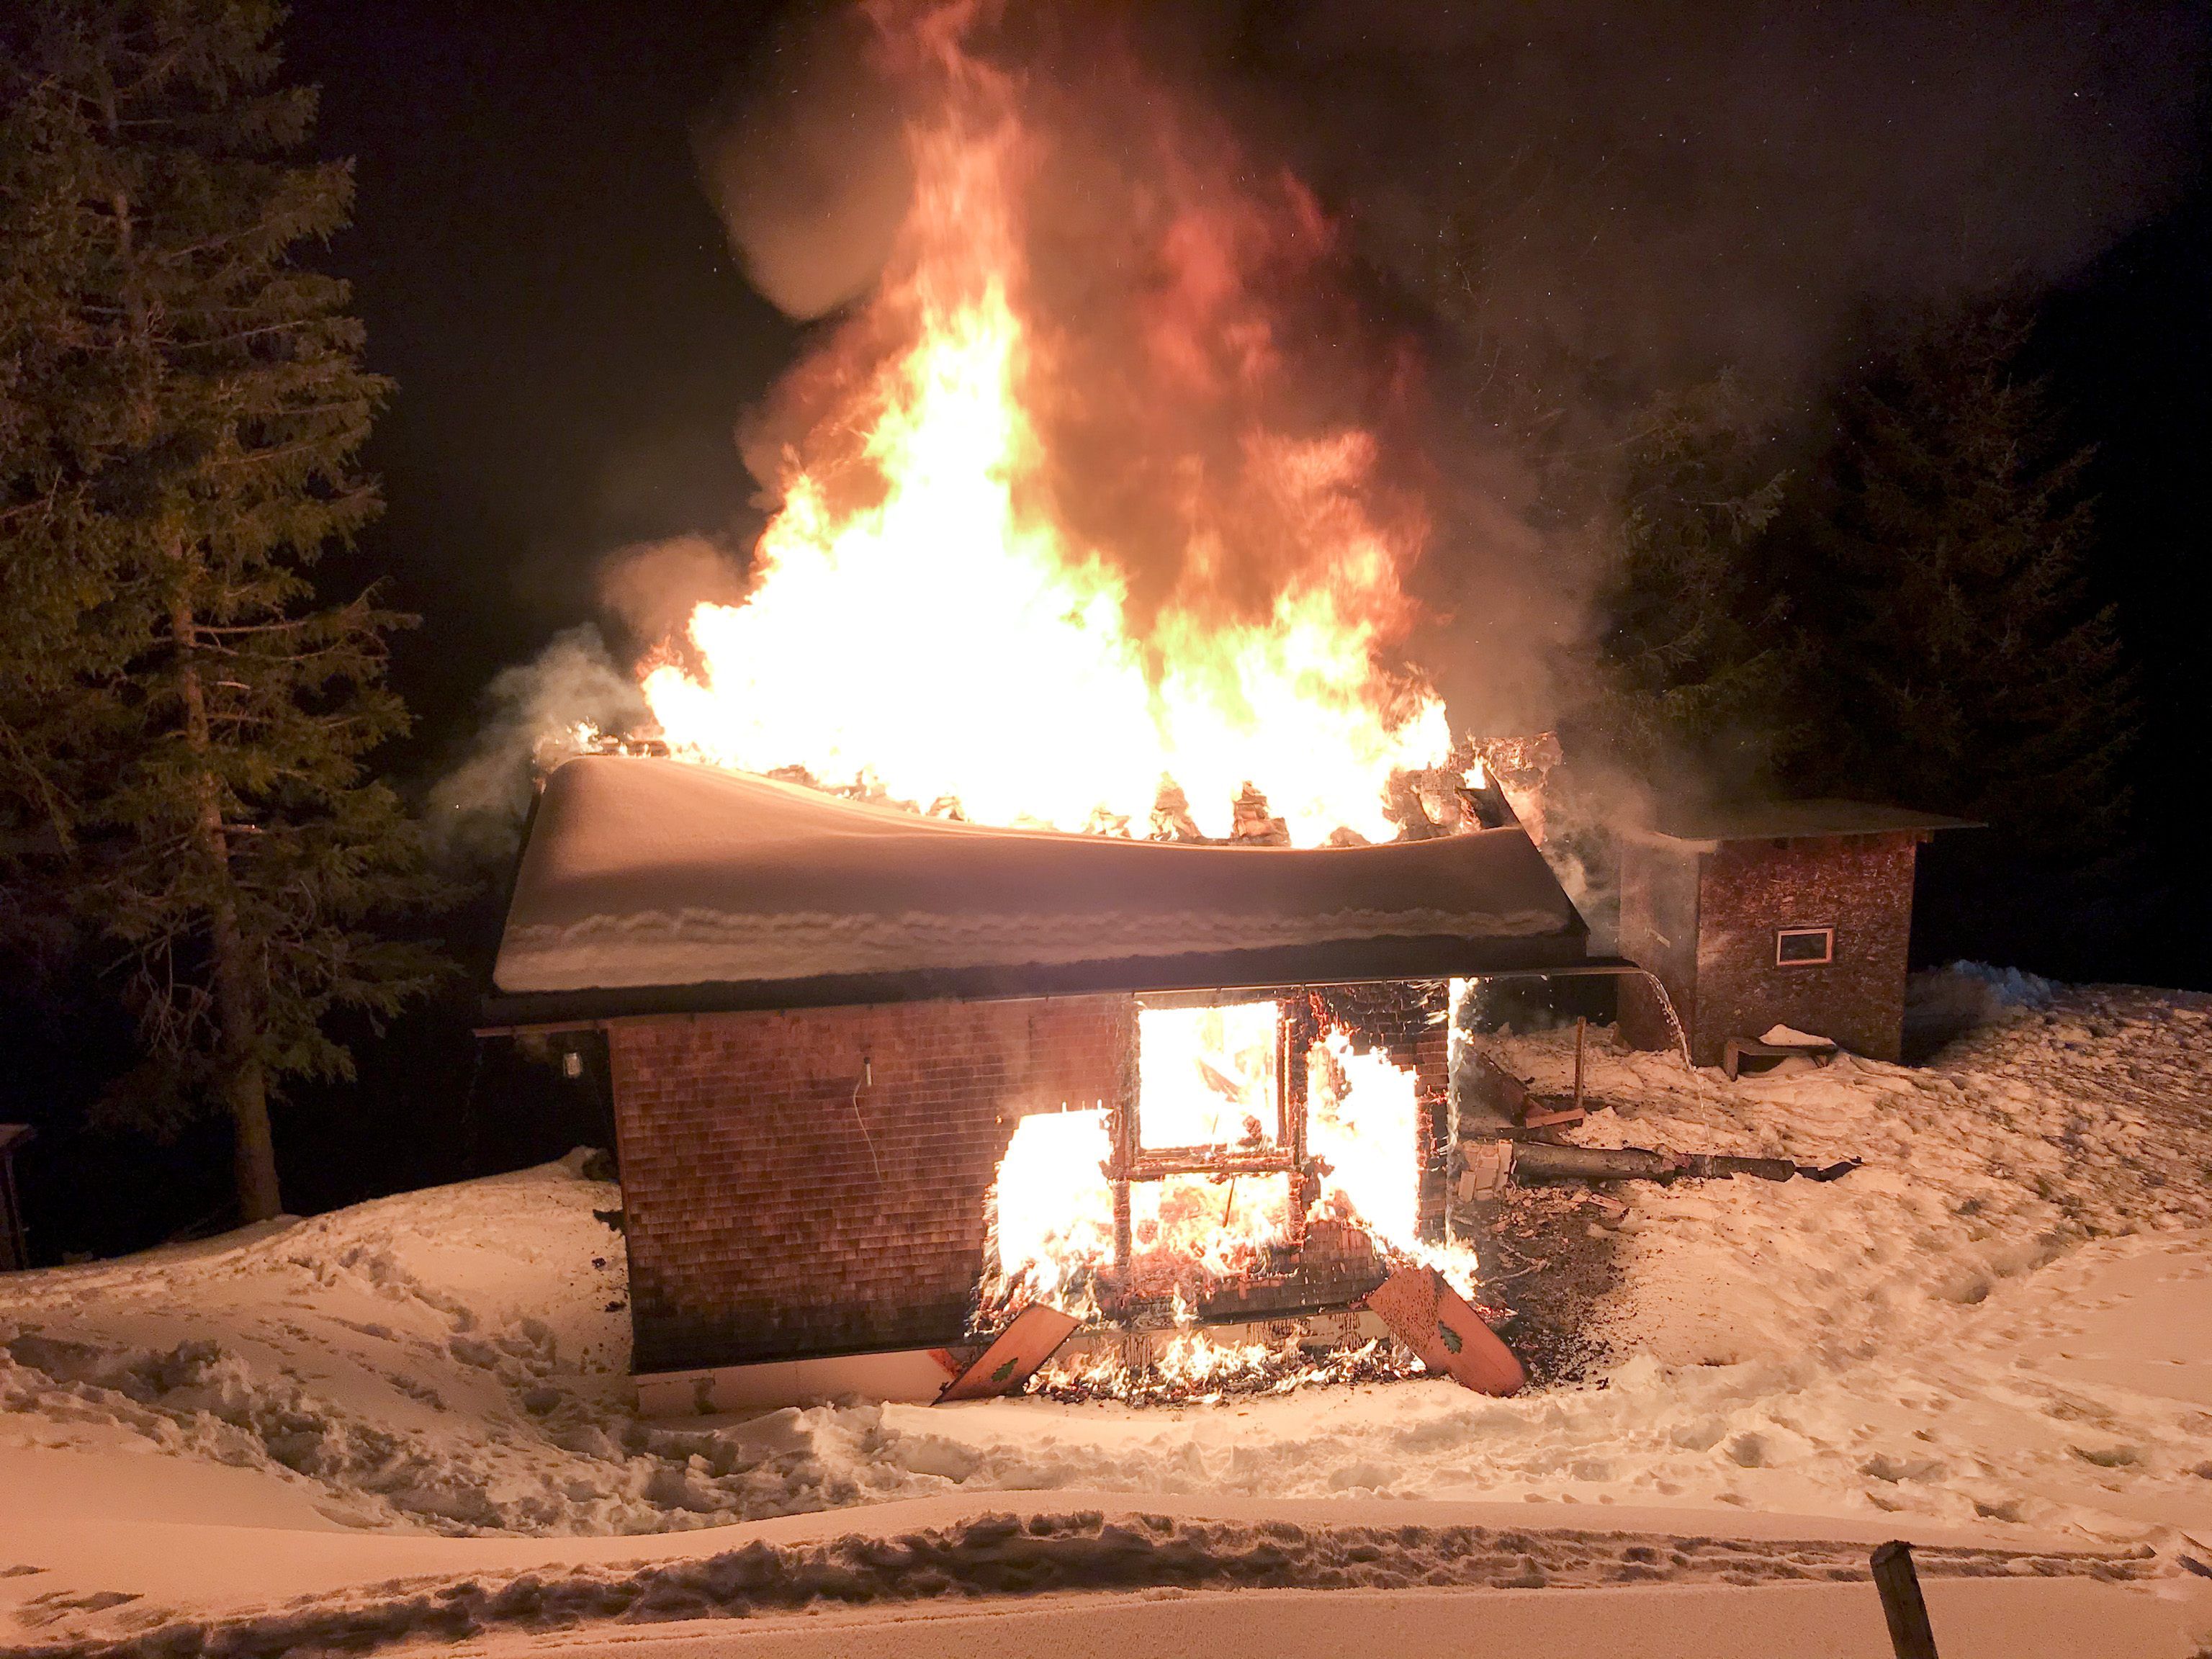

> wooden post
[0,1124,32,1272]
[1573,1017,1586,1115]
[1870,1540,1940,1659]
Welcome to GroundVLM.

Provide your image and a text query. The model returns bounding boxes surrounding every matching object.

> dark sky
[280,0,2212,981]
[286,1,799,778]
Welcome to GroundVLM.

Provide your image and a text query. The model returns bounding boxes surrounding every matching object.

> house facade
[483,756,1600,1403]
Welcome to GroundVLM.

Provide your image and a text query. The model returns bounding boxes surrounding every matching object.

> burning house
[483,755,1602,1409]
[461,12,1832,1406]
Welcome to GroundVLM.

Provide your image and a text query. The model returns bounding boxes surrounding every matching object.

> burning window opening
[986,1105,1115,1318]
[1135,1000,1282,1152]
[979,988,1473,1372]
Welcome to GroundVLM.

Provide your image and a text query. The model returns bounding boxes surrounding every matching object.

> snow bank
[4,1508,2159,1659]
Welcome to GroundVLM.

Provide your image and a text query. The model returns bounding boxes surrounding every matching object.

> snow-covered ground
[6,969,2212,1656]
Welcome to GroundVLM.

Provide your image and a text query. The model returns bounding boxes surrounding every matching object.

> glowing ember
[637,6,1454,845]
[1031,1333,1424,1408]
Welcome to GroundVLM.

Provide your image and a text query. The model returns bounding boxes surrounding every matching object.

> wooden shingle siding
[610,997,1136,1373]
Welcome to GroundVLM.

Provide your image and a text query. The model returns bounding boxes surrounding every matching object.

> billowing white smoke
[428,626,647,866]
[691,6,913,320]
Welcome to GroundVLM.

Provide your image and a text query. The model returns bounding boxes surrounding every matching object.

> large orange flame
[639,5,1454,845]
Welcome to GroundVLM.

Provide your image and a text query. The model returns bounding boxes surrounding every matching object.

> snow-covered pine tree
[0,1,444,1220]
[1789,305,2135,849]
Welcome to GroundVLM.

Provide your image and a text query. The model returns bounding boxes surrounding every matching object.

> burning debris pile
[1028,1332,1425,1408]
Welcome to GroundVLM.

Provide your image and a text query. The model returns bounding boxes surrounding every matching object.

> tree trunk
[171,593,282,1222]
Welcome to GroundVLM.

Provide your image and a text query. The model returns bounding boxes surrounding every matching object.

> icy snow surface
[5,975,2212,1654]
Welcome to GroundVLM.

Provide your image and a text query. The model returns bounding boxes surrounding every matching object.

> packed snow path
[2,974,2210,1549]
[0,1506,2168,1659]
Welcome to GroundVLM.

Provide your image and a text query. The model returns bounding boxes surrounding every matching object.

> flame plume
[641,4,1455,845]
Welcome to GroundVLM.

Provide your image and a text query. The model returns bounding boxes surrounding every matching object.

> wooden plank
[1362,1265,1524,1396]
[1459,1048,1531,1128]
[1519,1102,1586,1128]
[935,1303,1082,1402]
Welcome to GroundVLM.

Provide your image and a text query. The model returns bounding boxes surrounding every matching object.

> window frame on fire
[1118,990,1305,1184]
[1774,926,1835,967]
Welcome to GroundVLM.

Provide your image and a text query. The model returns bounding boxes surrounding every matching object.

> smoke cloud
[1169,1,2206,392]
[428,626,647,866]
[665,0,2200,785]
[693,4,914,320]
[598,534,752,652]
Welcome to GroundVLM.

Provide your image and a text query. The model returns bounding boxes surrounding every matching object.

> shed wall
[608,997,1135,1374]
[1691,832,1919,1066]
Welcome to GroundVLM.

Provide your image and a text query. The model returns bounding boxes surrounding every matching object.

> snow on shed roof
[488,757,1588,1016]
[1640,798,1982,845]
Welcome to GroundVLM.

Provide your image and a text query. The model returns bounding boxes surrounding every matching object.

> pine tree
[1574,378,1795,787]
[0,0,445,1220]
[1786,305,2134,848]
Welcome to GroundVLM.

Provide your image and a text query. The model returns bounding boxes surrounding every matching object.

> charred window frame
[1107,990,1312,1265]
[1775,926,1835,966]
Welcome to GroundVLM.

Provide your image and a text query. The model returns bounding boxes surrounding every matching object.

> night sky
[15,0,2206,1253]
[284,3,795,772]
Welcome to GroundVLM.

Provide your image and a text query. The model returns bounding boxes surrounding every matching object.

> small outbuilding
[1617,799,1977,1069]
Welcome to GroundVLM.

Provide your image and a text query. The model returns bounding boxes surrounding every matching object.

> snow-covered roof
[487,756,1588,1015]
[1665,799,1982,842]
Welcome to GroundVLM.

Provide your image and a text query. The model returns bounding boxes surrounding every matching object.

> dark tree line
[0,0,444,1222]
[1567,303,2136,965]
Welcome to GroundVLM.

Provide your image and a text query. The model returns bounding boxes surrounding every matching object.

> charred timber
[1124,1149,1303,1180]
[1486,1141,1858,1186]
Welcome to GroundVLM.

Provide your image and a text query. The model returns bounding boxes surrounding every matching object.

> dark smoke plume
[1163,1,2206,392]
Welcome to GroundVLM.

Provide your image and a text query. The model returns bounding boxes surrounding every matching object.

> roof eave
[477,925,1593,1029]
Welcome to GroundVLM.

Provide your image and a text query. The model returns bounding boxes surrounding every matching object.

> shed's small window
[1776,927,1834,966]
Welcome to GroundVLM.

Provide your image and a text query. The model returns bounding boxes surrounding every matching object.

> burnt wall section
[1187,1220,1385,1323]
[1617,840,1701,1056]
[1692,833,1919,1066]
[1306,981,1452,1241]
[609,997,1135,1374]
